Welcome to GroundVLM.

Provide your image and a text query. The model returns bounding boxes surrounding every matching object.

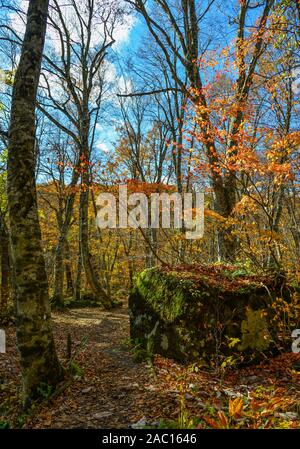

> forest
[0,0,300,433]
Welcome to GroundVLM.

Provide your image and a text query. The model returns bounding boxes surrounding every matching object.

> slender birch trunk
[7,0,64,405]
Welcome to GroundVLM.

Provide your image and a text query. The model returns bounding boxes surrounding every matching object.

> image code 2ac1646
[101,433,198,446]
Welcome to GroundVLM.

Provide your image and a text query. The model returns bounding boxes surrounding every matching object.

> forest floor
[1,302,300,429]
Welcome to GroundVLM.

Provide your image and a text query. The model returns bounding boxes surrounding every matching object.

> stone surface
[129,265,297,364]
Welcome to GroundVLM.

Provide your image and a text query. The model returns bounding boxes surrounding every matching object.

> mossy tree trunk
[7,0,64,406]
[0,210,10,311]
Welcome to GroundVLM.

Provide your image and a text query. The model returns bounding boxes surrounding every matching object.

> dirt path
[24,306,173,428]
[2,305,300,429]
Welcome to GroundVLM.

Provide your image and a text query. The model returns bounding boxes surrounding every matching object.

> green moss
[223,267,255,279]
[129,265,289,364]
[0,421,10,429]
[134,268,195,322]
[236,285,261,295]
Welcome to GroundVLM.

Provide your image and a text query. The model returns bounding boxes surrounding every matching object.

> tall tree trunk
[78,112,113,309]
[7,0,64,405]
[79,183,113,309]
[53,170,79,305]
[74,239,82,301]
[65,240,74,297]
[213,184,237,262]
[53,235,74,305]
[52,233,65,306]
[0,211,10,312]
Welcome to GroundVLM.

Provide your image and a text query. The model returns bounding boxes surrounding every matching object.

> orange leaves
[229,397,244,419]
[217,410,229,428]
[267,132,300,159]
[152,350,300,430]
[204,209,226,222]
[203,399,243,428]
[119,179,175,195]
[233,195,257,215]
[204,411,229,429]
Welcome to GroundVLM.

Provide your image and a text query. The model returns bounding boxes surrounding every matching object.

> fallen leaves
[1,306,300,429]
[151,351,300,429]
[229,397,244,419]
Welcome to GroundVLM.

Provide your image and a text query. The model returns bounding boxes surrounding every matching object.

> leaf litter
[0,304,299,429]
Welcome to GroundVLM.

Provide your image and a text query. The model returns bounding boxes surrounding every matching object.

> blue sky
[0,0,279,168]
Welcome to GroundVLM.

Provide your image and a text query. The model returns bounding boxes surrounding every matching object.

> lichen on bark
[7,0,64,405]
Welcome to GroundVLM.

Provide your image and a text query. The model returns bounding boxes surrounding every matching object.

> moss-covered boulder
[129,265,298,364]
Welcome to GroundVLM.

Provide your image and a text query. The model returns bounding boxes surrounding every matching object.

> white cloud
[113,14,136,49]
[102,60,132,98]
[9,0,135,51]
[96,142,110,153]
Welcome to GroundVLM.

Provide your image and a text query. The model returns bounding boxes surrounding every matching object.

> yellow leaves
[229,397,244,419]
[234,195,258,215]
[227,337,241,349]
[259,229,282,241]
[270,294,300,342]
[0,69,14,87]
[204,209,226,222]
[267,132,300,162]
[38,210,46,220]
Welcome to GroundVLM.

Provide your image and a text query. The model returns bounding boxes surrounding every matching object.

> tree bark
[7,0,64,405]
[52,169,80,305]
[77,107,114,309]
[74,240,82,301]
[65,240,74,297]
[79,180,113,309]
[0,211,10,312]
